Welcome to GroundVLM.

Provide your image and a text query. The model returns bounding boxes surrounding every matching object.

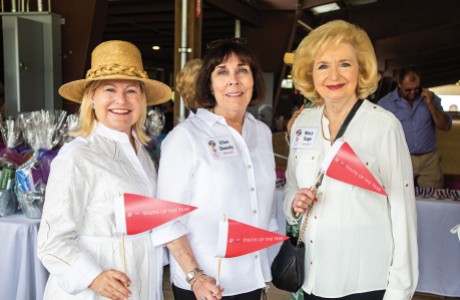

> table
[416,198,460,297]
[0,213,49,300]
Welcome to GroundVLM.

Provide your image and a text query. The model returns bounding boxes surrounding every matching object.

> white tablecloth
[0,213,49,300]
[416,198,460,297]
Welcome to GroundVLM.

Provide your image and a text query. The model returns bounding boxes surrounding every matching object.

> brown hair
[195,40,265,108]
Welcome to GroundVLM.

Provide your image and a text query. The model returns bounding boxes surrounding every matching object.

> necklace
[320,111,331,141]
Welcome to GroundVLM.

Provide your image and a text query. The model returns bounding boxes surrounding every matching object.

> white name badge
[291,127,318,149]
[207,135,239,159]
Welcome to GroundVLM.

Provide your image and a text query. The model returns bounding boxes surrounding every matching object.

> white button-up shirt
[37,123,165,300]
[156,109,278,296]
[284,100,418,299]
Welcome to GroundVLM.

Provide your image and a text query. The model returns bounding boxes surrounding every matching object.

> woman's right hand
[89,269,132,300]
[292,188,317,216]
[192,274,224,300]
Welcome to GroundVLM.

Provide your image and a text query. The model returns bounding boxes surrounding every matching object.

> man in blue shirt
[378,65,452,188]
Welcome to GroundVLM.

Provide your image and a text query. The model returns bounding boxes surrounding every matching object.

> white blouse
[155,108,278,296]
[37,123,166,300]
[284,100,418,299]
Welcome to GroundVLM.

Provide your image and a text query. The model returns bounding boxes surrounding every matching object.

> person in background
[176,58,203,112]
[155,38,278,300]
[378,65,452,188]
[284,20,418,299]
[37,40,172,300]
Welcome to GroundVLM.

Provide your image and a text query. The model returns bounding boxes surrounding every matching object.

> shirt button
[250,187,255,192]
[310,261,313,265]
[255,255,259,259]
[253,210,257,214]
[247,164,252,169]
[314,216,317,219]
[310,240,313,244]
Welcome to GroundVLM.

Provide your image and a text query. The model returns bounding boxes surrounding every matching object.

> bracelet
[190,272,205,288]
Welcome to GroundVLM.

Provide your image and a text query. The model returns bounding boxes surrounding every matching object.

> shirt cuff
[57,253,102,295]
[150,221,188,246]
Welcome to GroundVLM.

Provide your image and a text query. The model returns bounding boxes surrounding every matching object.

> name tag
[207,136,239,159]
[291,127,318,149]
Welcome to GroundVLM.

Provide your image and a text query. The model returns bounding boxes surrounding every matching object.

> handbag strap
[333,99,363,144]
[295,100,363,247]
[296,204,312,247]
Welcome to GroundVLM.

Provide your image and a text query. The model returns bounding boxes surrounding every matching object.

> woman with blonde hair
[37,40,173,300]
[283,20,418,299]
[176,58,202,110]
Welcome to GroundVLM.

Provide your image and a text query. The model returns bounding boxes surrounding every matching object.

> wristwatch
[185,267,203,284]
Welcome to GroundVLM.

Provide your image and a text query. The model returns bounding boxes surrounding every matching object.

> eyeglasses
[403,86,421,93]
[206,37,248,50]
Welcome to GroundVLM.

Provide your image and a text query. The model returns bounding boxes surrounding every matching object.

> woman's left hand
[192,274,224,300]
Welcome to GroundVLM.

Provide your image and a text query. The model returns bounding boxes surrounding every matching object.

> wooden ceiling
[102,0,460,93]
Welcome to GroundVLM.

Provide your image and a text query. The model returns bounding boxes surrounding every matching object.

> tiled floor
[162,266,460,300]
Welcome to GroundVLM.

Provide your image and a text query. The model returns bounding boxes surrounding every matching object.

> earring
[210,89,214,95]
[91,102,95,109]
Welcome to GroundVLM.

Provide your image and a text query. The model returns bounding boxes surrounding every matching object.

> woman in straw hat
[37,40,172,299]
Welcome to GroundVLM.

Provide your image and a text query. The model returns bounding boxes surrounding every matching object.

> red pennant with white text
[321,140,387,196]
[216,217,288,258]
[114,193,197,235]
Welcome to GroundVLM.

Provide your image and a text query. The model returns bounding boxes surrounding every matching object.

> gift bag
[15,110,66,218]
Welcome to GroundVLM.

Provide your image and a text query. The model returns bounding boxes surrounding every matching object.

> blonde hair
[292,20,380,104]
[175,59,202,109]
[71,80,149,144]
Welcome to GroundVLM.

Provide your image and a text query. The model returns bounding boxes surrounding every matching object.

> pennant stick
[121,233,127,273]
[295,171,324,218]
[216,256,222,286]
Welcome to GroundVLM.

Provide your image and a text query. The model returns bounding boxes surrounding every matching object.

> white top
[283,100,418,299]
[156,108,278,296]
[37,123,166,300]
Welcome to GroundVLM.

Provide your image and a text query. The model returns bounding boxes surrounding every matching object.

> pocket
[294,150,321,188]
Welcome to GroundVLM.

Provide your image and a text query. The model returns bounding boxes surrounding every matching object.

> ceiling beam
[205,0,261,26]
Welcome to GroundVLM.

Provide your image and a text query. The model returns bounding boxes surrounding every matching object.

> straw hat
[58,40,172,105]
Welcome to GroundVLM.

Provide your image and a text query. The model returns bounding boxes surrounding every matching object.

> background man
[378,65,452,188]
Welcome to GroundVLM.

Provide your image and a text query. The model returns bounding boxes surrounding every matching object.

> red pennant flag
[114,193,197,235]
[217,217,288,258]
[321,140,387,196]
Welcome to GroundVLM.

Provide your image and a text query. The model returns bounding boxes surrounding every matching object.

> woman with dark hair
[156,39,278,300]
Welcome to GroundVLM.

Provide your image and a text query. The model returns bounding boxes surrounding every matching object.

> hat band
[86,64,148,80]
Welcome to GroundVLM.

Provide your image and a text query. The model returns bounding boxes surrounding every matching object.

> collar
[195,108,254,127]
[94,122,138,145]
